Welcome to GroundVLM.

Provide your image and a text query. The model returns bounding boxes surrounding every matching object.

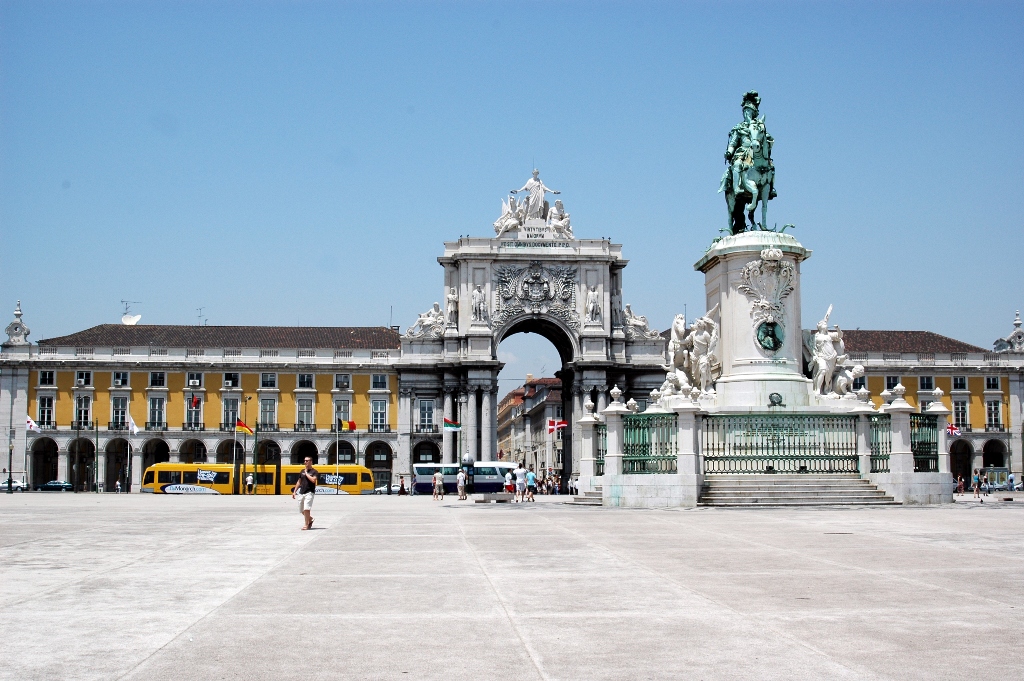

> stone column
[397,388,412,478]
[442,390,453,463]
[489,389,499,459]
[98,453,107,493]
[480,388,493,461]
[169,447,180,464]
[671,398,703,507]
[596,385,608,415]
[577,398,598,493]
[600,386,630,506]
[130,448,142,492]
[887,388,915,475]
[466,389,478,463]
[927,393,952,475]
[58,450,69,482]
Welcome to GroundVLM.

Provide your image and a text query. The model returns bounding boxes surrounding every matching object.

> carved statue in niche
[471,284,488,323]
[445,287,459,326]
[585,285,601,324]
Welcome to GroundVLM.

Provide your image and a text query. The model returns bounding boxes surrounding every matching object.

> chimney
[525,373,533,384]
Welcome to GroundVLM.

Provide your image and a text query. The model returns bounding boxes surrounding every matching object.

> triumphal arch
[395,171,666,484]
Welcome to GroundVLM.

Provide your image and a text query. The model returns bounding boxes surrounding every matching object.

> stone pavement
[2,493,1023,680]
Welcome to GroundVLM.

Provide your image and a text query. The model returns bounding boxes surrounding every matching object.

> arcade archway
[68,438,96,492]
[216,440,245,464]
[327,440,356,465]
[413,441,441,464]
[105,438,130,492]
[180,439,208,464]
[142,439,170,471]
[31,437,58,486]
[983,440,1007,468]
[949,439,973,483]
[290,440,319,465]
[366,441,392,488]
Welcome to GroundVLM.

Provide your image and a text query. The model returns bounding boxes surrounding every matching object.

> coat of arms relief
[491,261,581,333]
[737,247,794,354]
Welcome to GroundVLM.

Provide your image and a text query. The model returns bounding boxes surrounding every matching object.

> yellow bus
[141,462,375,495]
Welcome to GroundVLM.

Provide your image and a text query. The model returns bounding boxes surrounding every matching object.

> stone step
[699,474,898,507]
[699,499,901,507]
[703,484,881,493]
[568,496,602,506]
[583,491,602,498]
[702,489,891,499]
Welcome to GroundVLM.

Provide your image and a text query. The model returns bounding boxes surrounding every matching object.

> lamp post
[5,368,15,494]
[241,395,251,494]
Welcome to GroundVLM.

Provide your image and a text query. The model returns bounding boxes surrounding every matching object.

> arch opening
[105,438,130,491]
[326,440,355,465]
[142,439,170,472]
[983,440,1007,469]
[179,439,208,464]
[413,441,441,464]
[216,440,245,464]
[68,438,96,491]
[31,437,59,486]
[290,440,319,465]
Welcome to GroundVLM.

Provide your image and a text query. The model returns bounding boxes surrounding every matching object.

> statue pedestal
[694,231,814,410]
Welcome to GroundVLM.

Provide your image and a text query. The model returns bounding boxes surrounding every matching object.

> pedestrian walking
[432,469,445,500]
[291,456,318,530]
[982,473,989,496]
[115,480,121,494]
[398,475,407,496]
[972,469,980,498]
[1008,471,1015,492]
[245,472,254,495]
[504,469,514,494]
[457,468,467,500]
[955,476,964,495]
[514,463,527,502]
[526,466,538,502]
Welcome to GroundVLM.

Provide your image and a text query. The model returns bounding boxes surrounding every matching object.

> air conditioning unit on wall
[224,380,233,388]
[113,379,123,387]
[188,380,200,387]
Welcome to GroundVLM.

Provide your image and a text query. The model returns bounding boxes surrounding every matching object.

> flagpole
[335,412,339,494]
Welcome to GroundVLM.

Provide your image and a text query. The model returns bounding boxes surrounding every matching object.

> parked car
[374,483,401,495]
[35,480,73,492]
[2,479,27,491]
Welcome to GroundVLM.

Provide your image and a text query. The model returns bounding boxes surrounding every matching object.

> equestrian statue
[719,90,777,234]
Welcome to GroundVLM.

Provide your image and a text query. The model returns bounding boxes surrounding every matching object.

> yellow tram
[141,462,375,495]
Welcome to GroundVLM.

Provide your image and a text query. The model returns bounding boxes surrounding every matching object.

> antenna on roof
[196,307,207,326]
[389,306,393,328]
[121,300,142,325]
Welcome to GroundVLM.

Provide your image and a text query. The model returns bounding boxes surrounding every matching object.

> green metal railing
[910,413,938,473]
[869,414,891,473]
[595,423,606,476]
[622,413,677,474]
[701,414,858,474]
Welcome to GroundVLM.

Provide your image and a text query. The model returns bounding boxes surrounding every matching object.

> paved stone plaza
[2,494,1023,680]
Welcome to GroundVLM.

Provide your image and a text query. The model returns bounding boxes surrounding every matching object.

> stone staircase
[569,485,603,506]
[699,474,899,507]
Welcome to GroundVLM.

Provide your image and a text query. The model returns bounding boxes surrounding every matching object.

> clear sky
[1,1,1021,386]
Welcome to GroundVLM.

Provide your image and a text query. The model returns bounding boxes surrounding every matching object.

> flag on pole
[946,422,962,437]
[235,419,254,435]
[190,393,200,408]
[338,420,357,432]
[127,414,140,436]
[443,418,461,431]
[547,419,568,434]
[26,416,41,433]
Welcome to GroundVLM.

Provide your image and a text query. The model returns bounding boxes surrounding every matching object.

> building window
[76,371,92,386]
[223,398,239,427]
[953,401,968,427]
[919,376,933,391]
[635,399,648,413]
[852,375,866,391]
[111,396,128,426]
[298,374,314,389]
[335,374,351,390]
[919,400,931,413]
[38,396,54,424]
[986,401,1002,427]
[419,400,435,428]
[260,398,276,426]
[986,376,1000,391]
[224,373,240,388]
[113,371,129,387]
[371,400,387,430]
[261,373,277,389]
[297,399,313,426]
[885,376,900,391]
[335,400,351,426]
[150,372,166,388]
[186,395,203,426]
[149,397,165,425]
[39,371,54,386]
[953,376,967,391]
[187,372,203,388]
[75,395,91,424]
[371,374,388,390]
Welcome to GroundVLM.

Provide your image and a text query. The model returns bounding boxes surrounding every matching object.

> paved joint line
[451,509,550,681]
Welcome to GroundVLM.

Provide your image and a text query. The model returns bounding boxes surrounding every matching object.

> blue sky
[1,1,1021,384]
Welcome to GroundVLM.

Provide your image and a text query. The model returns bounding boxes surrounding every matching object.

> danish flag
[946,422,962,437]
[547,419,568,434]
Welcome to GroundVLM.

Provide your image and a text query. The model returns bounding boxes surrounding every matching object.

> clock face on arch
[756,321,784,352]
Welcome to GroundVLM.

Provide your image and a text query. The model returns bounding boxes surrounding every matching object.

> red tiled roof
[38,324,401,350]
[842,330,985,354]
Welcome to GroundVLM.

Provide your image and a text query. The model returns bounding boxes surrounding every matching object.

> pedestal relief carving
[737,247,794,354]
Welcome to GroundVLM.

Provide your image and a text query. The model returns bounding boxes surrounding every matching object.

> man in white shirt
[456,468,467,500]
[504,470,513,494]
[514,463,528,503]
[432,469,445,501]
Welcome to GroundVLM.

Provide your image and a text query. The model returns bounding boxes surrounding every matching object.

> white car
[374,483,401,495]
[2,479,27,491]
